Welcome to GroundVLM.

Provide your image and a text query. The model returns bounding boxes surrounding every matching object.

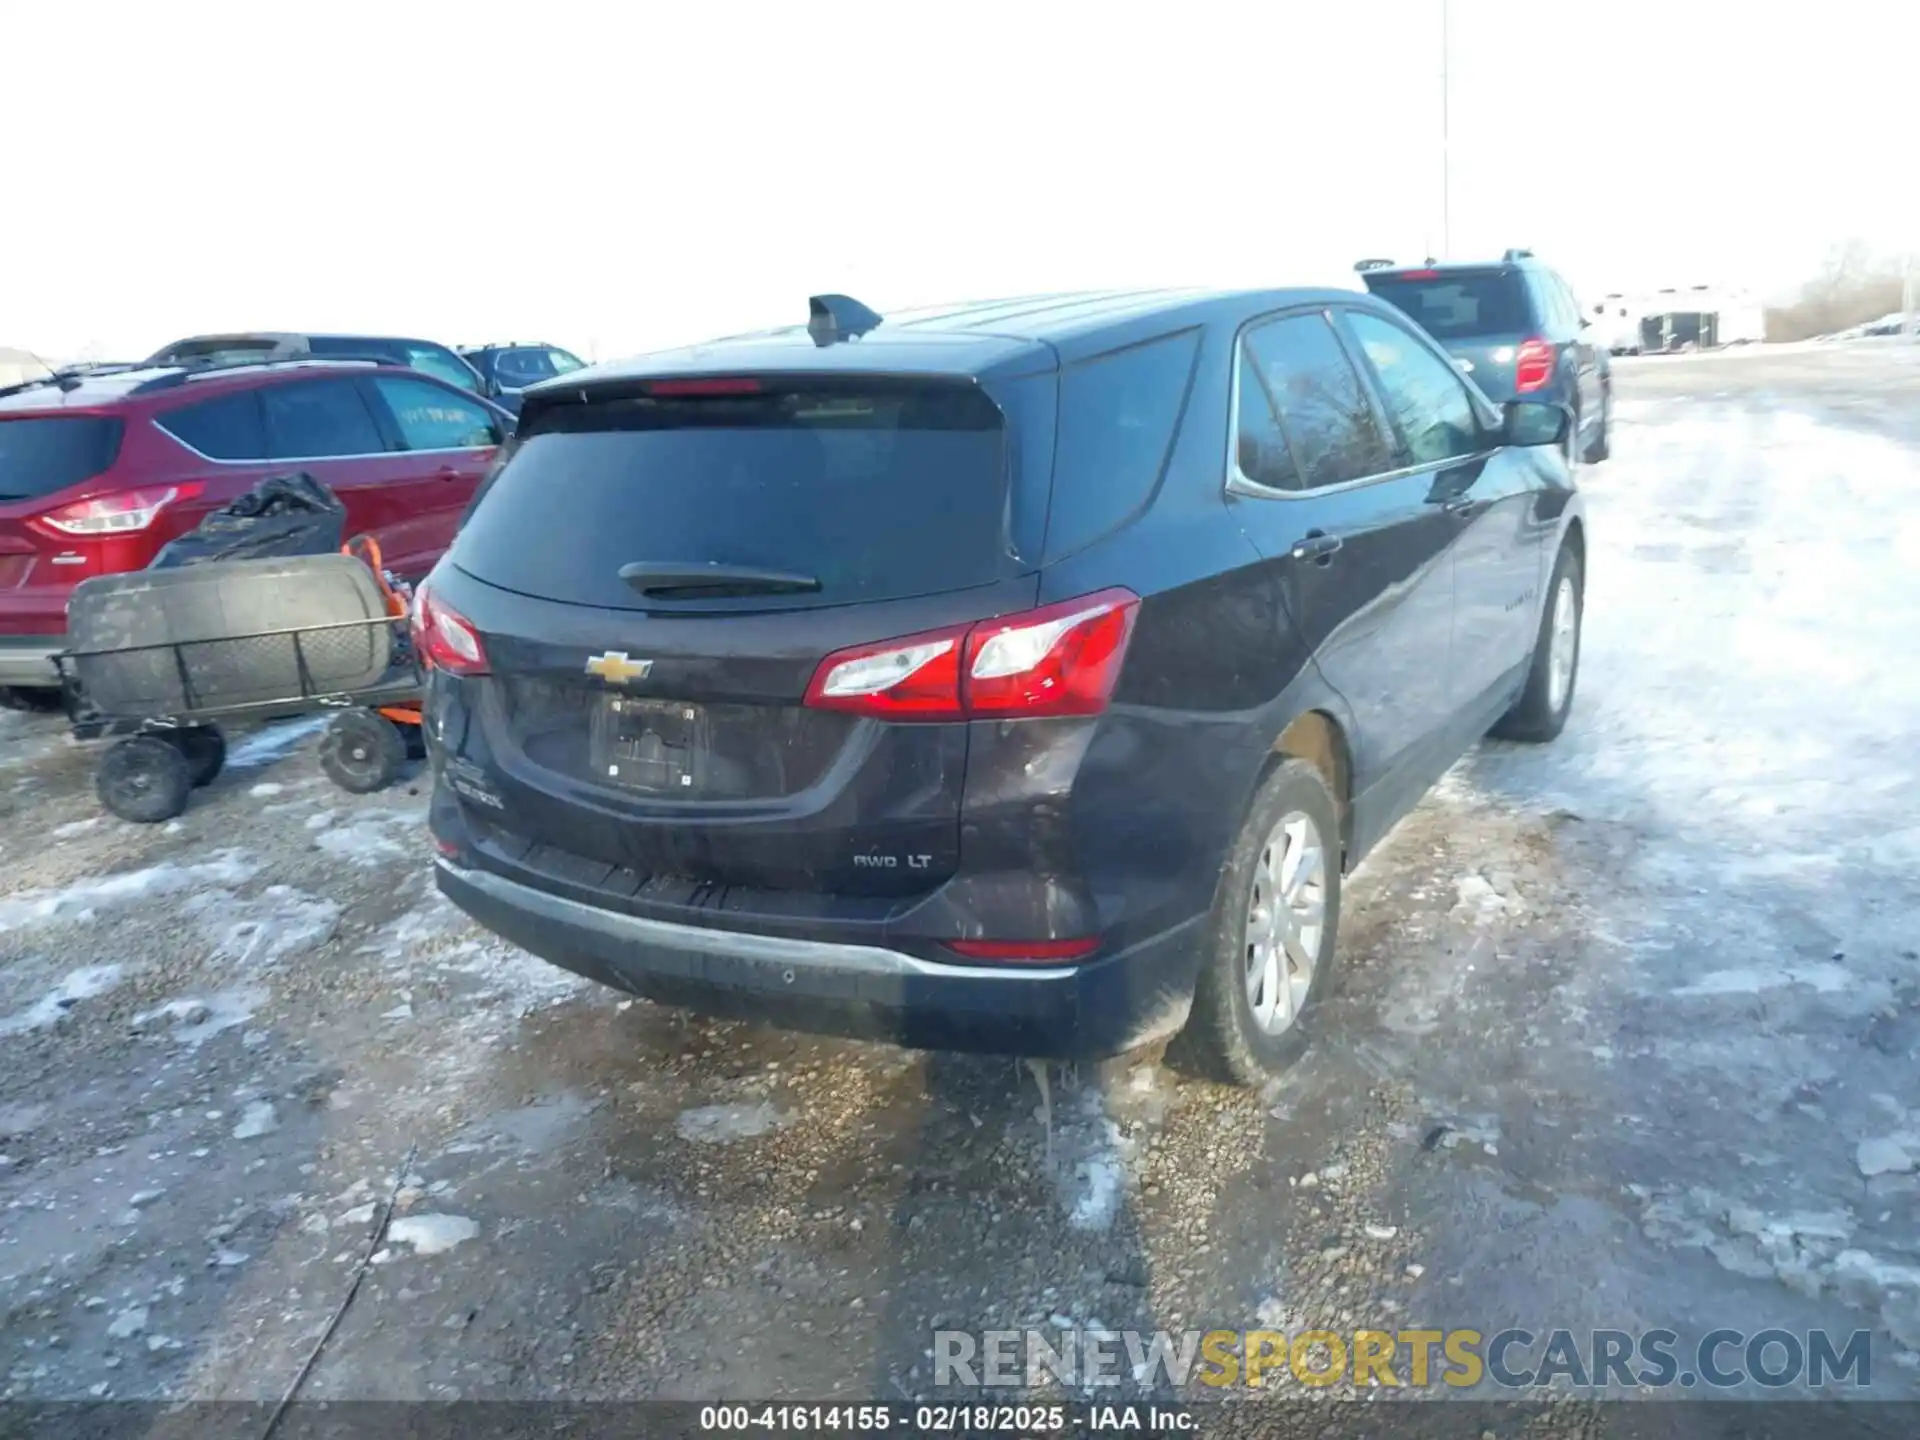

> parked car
[457,343,587,415]
[143,333,496,404]
[0,357,508,705]
[1358,251,1611,464]
[420,289,1586,1086]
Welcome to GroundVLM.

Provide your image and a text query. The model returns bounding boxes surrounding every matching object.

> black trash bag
[148,472,347,569]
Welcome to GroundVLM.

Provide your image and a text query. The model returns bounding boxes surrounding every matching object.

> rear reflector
[38,482,204,536]
[644,377,763,396]
[1514,338,1556,393]
[411,582,490,676]
[803,588,1141,723]
[944,937,1102,963]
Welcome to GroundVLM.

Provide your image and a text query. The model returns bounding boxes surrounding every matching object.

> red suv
[0,358,506,702]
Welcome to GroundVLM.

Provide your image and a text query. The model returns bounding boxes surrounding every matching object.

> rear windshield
[451,381,1011,610]
[490,348,585,387]
[1364,271,1530,340]
[0,416,125,502]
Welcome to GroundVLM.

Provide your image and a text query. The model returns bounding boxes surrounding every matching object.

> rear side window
[1364,272,1531,340]
[370,376,500,451]
[157,390,268,460]
[0,417,125,501]
[1045,331,1199,560]
[452,381,1011,610]
[259,378,389,459]
[1240,314,1394,489]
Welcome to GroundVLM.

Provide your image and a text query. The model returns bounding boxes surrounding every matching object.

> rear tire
[1175,758,1343,1087]
[170,726,226,787]
[1491,543,1583,743]
[96,736,195,824]
[320,710,407,794]
[1583,389,1611,463]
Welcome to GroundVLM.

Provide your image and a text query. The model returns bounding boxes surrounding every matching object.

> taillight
[803,588,1140,722]
[944,937,1102,963]
[38,482,204,536]
[411,583,489,676]
[1514,339,1556,393]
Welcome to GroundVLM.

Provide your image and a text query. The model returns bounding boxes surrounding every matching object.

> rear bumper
[0,635,66,688]
[434,856,1201,1060]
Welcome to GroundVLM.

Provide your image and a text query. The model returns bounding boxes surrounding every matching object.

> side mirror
[1503,400,1571,449]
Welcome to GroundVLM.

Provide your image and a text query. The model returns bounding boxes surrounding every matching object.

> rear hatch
[0,411,128,627]
[1362,268,1537,398]
[436,373,1048,898]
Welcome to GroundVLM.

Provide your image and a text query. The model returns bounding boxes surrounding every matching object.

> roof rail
[807,294,884,347]
[1503,247,1535,262]
[128,355,395,394]
[1353,258,1397,272]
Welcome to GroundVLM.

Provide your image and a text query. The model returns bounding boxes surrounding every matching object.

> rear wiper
[618,561,822,598]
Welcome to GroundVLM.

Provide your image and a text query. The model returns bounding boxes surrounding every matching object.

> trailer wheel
[97,736,195,824]
[171,726,227,787]
[321,710,407,795]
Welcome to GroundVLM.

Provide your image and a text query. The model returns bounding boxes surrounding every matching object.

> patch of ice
[52,817,102,839]
[1673,963,1853,997]
[183,885,339,968]
[134,987,266,1048]
[676,1102,786,1144]
[232,1101,279,1140]
[1452,874,1510,920]
[248,782,285,798]
[225,715,330,769]
[1858,1136,1918,1178]
[314,813,416,866]
[387,1213,478,1255]
[105,1305,148,1339]
[0,964,127,1036]
[0,852,256,933]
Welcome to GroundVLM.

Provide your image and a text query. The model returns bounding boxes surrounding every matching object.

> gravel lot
[3,341,1918,1406]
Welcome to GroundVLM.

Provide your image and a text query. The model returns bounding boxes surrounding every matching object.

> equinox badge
[585,651,654,685]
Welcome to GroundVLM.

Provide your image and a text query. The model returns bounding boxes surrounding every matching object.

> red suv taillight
[37,482,204,536]
[411,583,489,676]
[803,588,1141,722]
[1514,338,1556,394]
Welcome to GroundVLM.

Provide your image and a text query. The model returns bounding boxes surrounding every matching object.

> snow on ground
[0,348,1916,1403]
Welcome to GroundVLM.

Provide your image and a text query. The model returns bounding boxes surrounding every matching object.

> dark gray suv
[421,290,1587,1085]
[1360,251,1612,464]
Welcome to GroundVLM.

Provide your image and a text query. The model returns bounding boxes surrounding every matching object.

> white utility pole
[1440,0,1452,260]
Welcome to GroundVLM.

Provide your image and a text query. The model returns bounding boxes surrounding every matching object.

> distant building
[0,347,46,387]
[1584,286,1767,354]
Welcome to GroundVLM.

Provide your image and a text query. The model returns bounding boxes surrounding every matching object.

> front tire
[1491,543,1583,743]
[320,710,407,794]
[1176,758,1343,1087]
[96,736,195,824]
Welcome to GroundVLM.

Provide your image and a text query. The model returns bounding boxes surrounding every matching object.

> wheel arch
[1268,709,1354,867]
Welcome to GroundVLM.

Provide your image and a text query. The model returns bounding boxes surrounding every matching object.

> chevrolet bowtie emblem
[585,651,653,684]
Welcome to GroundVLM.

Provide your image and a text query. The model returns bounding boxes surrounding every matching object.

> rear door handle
[1289,531,1343,563]
[1441,495,1484,518]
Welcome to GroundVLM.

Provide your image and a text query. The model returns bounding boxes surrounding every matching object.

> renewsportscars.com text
[932,1326,1875,1391]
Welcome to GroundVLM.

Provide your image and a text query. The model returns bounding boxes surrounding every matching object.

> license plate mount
[589,695,709,794]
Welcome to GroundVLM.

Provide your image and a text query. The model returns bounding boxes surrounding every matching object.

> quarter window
[1239,313,1394,489]
[157,390,268,460]
[371,376,500,451]
[1343,312,1483,467]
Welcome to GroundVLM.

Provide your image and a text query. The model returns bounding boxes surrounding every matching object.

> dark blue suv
[1361,251,1612,464]
[419,290,1587,1085]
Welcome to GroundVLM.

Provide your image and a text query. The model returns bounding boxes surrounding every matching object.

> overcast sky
[4,0,1913,363]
